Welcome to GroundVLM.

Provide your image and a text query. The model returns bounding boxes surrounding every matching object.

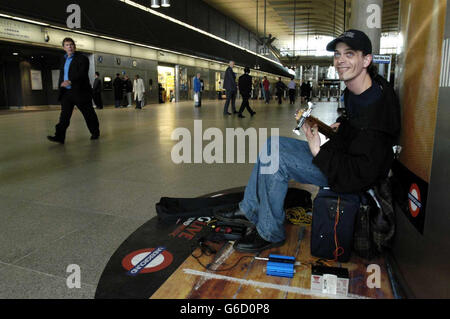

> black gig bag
[156,188,312,225]
[311,188,360,262]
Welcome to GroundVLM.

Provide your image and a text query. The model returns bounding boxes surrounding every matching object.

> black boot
[214,207,253,227]
[47,136,64,144]
[234,228,285,253]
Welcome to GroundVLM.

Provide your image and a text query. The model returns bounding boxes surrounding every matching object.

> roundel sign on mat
[122,247,174,275]
[95,187,311,299]
[408,183,422,218]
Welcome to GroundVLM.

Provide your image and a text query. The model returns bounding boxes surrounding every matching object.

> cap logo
[340,31,355,38]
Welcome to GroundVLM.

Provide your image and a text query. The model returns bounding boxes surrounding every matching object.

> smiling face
[333,42,372,83]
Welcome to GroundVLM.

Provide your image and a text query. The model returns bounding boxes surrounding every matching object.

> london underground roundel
[122,247,173,275]
[408,183,422,218]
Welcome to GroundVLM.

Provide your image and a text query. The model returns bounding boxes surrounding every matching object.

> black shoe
[224,112,232,115]
[250,112,256,117]
[234,228,285,253]
[90,134,100,140]
[238,114,245,118]
[47,135,64,144]
[214,207,254,227]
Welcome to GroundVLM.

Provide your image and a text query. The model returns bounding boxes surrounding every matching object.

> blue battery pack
[266,254,296,278]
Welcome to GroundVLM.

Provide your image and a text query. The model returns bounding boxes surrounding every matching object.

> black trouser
[238,96,254,115]
[55,90,99,141]
[93,92,103,109]
[276,91,283,104]
[223,90,236,114]
[135,98,143,108]
[289,89,296,104]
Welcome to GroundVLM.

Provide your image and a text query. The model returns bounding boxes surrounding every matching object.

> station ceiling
[204,0,400,50]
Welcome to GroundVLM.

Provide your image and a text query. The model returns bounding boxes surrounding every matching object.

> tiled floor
[0,98,340,298]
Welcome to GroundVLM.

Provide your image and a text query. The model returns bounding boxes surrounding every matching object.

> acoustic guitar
[293,102,336,138]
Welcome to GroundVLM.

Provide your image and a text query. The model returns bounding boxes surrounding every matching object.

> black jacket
[276,80,287,94]
[93,78,102,94]
[124,79,133,93]
[58,52,92,101]
[113,77,123,98]
[238,73,252,97]
[312,75,401,193]
[223,66,237,91]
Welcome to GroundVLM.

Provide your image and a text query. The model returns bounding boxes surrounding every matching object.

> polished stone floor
[0,98,339,298]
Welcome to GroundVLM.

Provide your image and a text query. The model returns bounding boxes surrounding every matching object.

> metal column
[349,0,383,54]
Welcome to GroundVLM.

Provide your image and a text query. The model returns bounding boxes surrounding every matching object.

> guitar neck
[306,116,336,138]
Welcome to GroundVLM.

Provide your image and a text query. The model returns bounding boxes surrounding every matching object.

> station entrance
[157,65,175,103]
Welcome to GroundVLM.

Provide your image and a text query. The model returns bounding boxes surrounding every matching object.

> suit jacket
[223,66,237,91]
[276,80,287,93]
[238,74,252,98]
[113,77,124,98]
[93,78,102,94]
[58,52,92,102]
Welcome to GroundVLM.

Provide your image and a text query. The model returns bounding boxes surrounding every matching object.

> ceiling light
[13,52,19,56]
[161,0,170,7]
[151,0,160,8]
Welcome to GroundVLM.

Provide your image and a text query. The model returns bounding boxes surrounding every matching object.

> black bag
[311,189,360,262]
[156,188,312,224]
[353,178,396,260]
[156,192,244,224]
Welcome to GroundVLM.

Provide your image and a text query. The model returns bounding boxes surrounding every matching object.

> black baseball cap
[326,29,372,55]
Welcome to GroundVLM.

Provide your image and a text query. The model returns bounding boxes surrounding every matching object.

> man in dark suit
[237,67,255,118]
[113,73,123,108]
[47,38,99,144]
[92,72,103,109]
[275,77,287,105]
[223,60,237,115]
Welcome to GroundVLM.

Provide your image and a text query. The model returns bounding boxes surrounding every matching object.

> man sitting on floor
[215,30,401,253]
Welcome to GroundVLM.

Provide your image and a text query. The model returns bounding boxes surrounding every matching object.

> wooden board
[151,223,395,299]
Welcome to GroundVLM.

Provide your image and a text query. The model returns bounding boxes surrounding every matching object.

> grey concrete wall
[94,54,159,106]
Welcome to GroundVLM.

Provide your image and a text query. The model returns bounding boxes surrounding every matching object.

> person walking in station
[113,73,123,108]
[237,67,256,118]
[193,73,202,107]
[133,74,145,109]
[263,76,270,104]
[288,77,296,105]
[223,60,237,115]
[275,77,288,105]
[123,75,133,107]
[92,72,103,109]
[47,37,99,144]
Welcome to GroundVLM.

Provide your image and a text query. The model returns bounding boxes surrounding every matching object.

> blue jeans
[239,136,329,242]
